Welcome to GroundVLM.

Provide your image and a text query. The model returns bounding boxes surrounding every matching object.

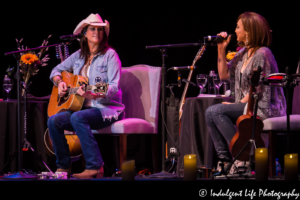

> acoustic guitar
[229,67,265,161]
[166,44,206,158]
[178,44,206,123]
[47,71,108,117]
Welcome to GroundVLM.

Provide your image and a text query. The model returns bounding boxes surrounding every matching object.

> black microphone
[168,66,196,71]
[204,34,235,44]
[60,33,83,40]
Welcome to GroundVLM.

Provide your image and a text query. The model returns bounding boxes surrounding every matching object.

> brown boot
[55,168,71,173]
[72,165,104,179]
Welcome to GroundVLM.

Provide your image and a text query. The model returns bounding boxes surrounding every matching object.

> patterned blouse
[228,47,286,121]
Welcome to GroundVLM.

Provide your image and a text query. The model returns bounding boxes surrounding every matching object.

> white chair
[92,64,161,171]
[262,67,300,177]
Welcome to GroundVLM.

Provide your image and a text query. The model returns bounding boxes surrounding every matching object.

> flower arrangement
[16,35,51,95]
[226,46,242,63]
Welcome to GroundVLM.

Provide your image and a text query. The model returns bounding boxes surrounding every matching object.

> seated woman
[205,12,286,174]
[47,13,125,178]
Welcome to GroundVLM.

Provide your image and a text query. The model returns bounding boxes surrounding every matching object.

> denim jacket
[50,48,125,121]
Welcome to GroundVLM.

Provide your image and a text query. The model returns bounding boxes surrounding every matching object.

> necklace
[245,50,252,61]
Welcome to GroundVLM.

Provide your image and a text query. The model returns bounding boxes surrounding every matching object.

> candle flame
[189,155,191,159]
[290,155,293,158]
[260,149,263,153]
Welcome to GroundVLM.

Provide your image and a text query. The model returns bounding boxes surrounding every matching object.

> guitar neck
[246,86,256,116]
[246,67,262,116]
[68,85,93,94]
[178,45,206,120]
[179,69,193,113]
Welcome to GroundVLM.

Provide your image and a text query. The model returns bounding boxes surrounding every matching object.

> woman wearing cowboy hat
[48,13,125,179]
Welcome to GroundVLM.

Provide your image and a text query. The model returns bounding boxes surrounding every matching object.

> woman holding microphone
[205,12,286,174]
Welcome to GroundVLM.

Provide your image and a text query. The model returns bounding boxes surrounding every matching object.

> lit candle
[284,154,298,181]
[184,154,197,181]
[255,148,268,181]
[122,160,135,181]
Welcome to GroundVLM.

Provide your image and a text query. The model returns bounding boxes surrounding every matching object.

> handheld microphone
[168,66,196,71]
[204,34,235,44]
[60,33,83,40]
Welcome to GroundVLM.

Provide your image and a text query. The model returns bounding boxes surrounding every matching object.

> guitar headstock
[55,45,63,62]
[55,44,70,62]
[192,45,206,66]
[250,66,263,87]
[64,44,69,60]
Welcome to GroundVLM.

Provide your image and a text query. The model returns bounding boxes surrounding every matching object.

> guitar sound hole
[58,94,70,106]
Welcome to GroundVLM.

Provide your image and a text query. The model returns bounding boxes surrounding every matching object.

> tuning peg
[64,44,69,59]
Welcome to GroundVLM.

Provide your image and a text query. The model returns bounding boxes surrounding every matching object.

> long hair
[79,25,110,64]
[237,12,272,51]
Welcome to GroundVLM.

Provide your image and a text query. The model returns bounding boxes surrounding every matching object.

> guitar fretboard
[68,85,93,94]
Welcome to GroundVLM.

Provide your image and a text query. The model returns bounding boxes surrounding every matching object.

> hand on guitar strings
[58,81,68,97]
[76,85,106,100]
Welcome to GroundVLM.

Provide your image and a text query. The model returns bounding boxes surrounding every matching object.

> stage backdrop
[1,2,299,99]
[0,2,299,173]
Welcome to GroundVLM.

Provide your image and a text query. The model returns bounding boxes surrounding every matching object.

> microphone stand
[145,42,204,178]
[3,42,67,178]
[145,47,178,178]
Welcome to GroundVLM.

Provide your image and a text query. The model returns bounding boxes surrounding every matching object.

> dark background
[1,2,299,99]
[1,2,299,174]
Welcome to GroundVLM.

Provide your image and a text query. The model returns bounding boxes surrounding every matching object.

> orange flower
[226,51,237,61]
[21,53,39,65]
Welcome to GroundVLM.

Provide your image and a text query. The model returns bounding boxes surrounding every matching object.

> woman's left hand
[76,86,98,100]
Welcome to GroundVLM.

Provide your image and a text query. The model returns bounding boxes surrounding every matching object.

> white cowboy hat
[73,13,109,36]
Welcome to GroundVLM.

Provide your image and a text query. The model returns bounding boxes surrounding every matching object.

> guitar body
[48,71,88,117]
[229,115,265,161]
[44,128,82,158]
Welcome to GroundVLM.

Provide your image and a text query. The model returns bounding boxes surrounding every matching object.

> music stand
[3,43,67,178]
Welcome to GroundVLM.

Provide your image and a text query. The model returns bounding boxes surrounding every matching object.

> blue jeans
[47,107,122,170]
[205,102,246,161]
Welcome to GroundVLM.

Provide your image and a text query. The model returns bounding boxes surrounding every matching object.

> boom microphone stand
[145,42,203,178]
[3,42,68,178]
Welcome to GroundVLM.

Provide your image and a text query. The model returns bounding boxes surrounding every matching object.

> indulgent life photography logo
[198,188,299,199]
